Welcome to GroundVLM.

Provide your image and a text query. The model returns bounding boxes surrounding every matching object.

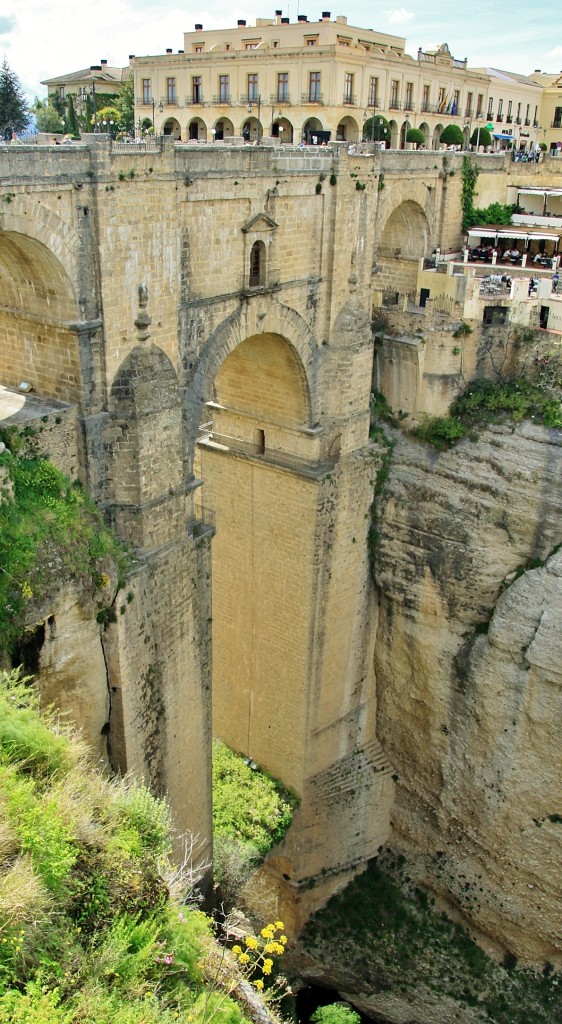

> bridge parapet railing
[197,430,337,477]
[188,504,216,538]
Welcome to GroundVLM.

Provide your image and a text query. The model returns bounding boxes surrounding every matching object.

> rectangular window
[247,74,258,101]
[466,92,473,116]
[476,93,483,116]
[309,71,321,101]
[277,72,289,101]
[438,86,445,110]
[344,72,354,103]
[534,105,538,124]
[405,82,413,110]
[497,98,503,119]
[453,90,460,113]
[194,45,203,53]
[516,102,521,121]
[487,96,493,117]
[142,79,151,104]
[219,74,229,102]
[390,80,399,108]
[58,86,65,100]
[507,99,512,121]
[422,84,430,112]
[369,76,379,107]
[245,43,257,49]
[306,37,317,46]
[554,105,562,128]
[192,76,202,103]
[166,77,176,104]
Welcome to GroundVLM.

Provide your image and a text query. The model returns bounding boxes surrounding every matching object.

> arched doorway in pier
[163,117,181,139]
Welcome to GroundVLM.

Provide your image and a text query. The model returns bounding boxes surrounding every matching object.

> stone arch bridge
[0,138,465,929]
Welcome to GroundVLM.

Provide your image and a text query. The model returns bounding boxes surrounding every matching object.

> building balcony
[342,94,357,105]
[404,102,415,112]
[552,119,562,129]
[212,95,231,105]
[270,93,291,105]
[506,115,513,123]
[525,118,531,126]
[301,92,323,104]
[185,95,204,105]
[496,114,503,122]
[389,100,401,110]
[465,107,473,118]
[512,212,562,229]
[515,117,521,125]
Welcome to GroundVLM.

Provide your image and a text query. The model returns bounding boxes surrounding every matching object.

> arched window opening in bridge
[249,240,266,287]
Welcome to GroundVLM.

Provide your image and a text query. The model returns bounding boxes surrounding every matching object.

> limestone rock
[374,423,562,965]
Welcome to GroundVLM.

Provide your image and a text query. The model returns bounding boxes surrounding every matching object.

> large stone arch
[0,225,82,401]
[1,197,81,285]
[185,299,318,466]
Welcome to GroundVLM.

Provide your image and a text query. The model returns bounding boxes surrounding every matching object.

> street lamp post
[247,95,261,144]
[278,125,284,144]
[211,128,216,143]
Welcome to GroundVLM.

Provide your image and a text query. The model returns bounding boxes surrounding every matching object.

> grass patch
[0,427,129,653]
[0,669,249,1024]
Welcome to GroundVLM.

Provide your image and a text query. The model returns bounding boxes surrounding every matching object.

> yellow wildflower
[274,921,284,931]
[254,979,264,990]
[244,935,258,949]
[263,959,273,975]
[232,945,242,955]
[239,952,250,964]
[21,581,33,600]
[280,935,288,945]
[261,926,274,939]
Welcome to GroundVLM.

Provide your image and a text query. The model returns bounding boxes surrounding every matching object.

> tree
[33,98,64,134]
[115,73,135,134]
[66,93,79,137]
[440,124,464,147]
[0,57,29,138]
[363,114,390,144]
[406,127,425,147]
[470,126,492,149]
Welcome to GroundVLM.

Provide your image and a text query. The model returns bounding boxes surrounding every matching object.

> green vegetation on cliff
[0,670,250,1024]
[302,854,561,1023]
[0,426,129,653]
[212,741,298,904]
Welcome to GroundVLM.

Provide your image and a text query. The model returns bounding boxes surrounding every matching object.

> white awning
[527,232,559,241]
[517,187,562,197]
[495,230,530,239]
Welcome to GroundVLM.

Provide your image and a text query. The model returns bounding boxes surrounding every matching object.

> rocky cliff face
[374,422,562,966]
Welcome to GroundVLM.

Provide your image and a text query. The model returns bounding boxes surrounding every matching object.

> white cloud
[547,45,562,59]
[384,7,414,25]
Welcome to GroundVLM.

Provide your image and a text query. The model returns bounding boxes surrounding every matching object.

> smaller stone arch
[388,119,399,148]
[400,120,411,149]
[188,117,207,141]
[433,123,444,149]
[336,115,359,142]
[303,116,324,143]
[241,116,261,141]
[418,122,431,147]
[163,117,181,139]
[272,117,293,142]
[213,117,234,140]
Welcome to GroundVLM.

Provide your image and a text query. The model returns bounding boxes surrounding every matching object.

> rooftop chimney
[195,23,202,30]
[100,59,107,65]
[178,49,184,53]
[90,65,102,71]
[166,48,172,53]
[298,14,308,21]
[129,54,135,60]
[275,8,282,13]
[321,11,331,18]
[237,19,246,25]
[281,16,289,22]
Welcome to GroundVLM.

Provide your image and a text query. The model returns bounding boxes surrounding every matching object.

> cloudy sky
[1,0,560,102]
